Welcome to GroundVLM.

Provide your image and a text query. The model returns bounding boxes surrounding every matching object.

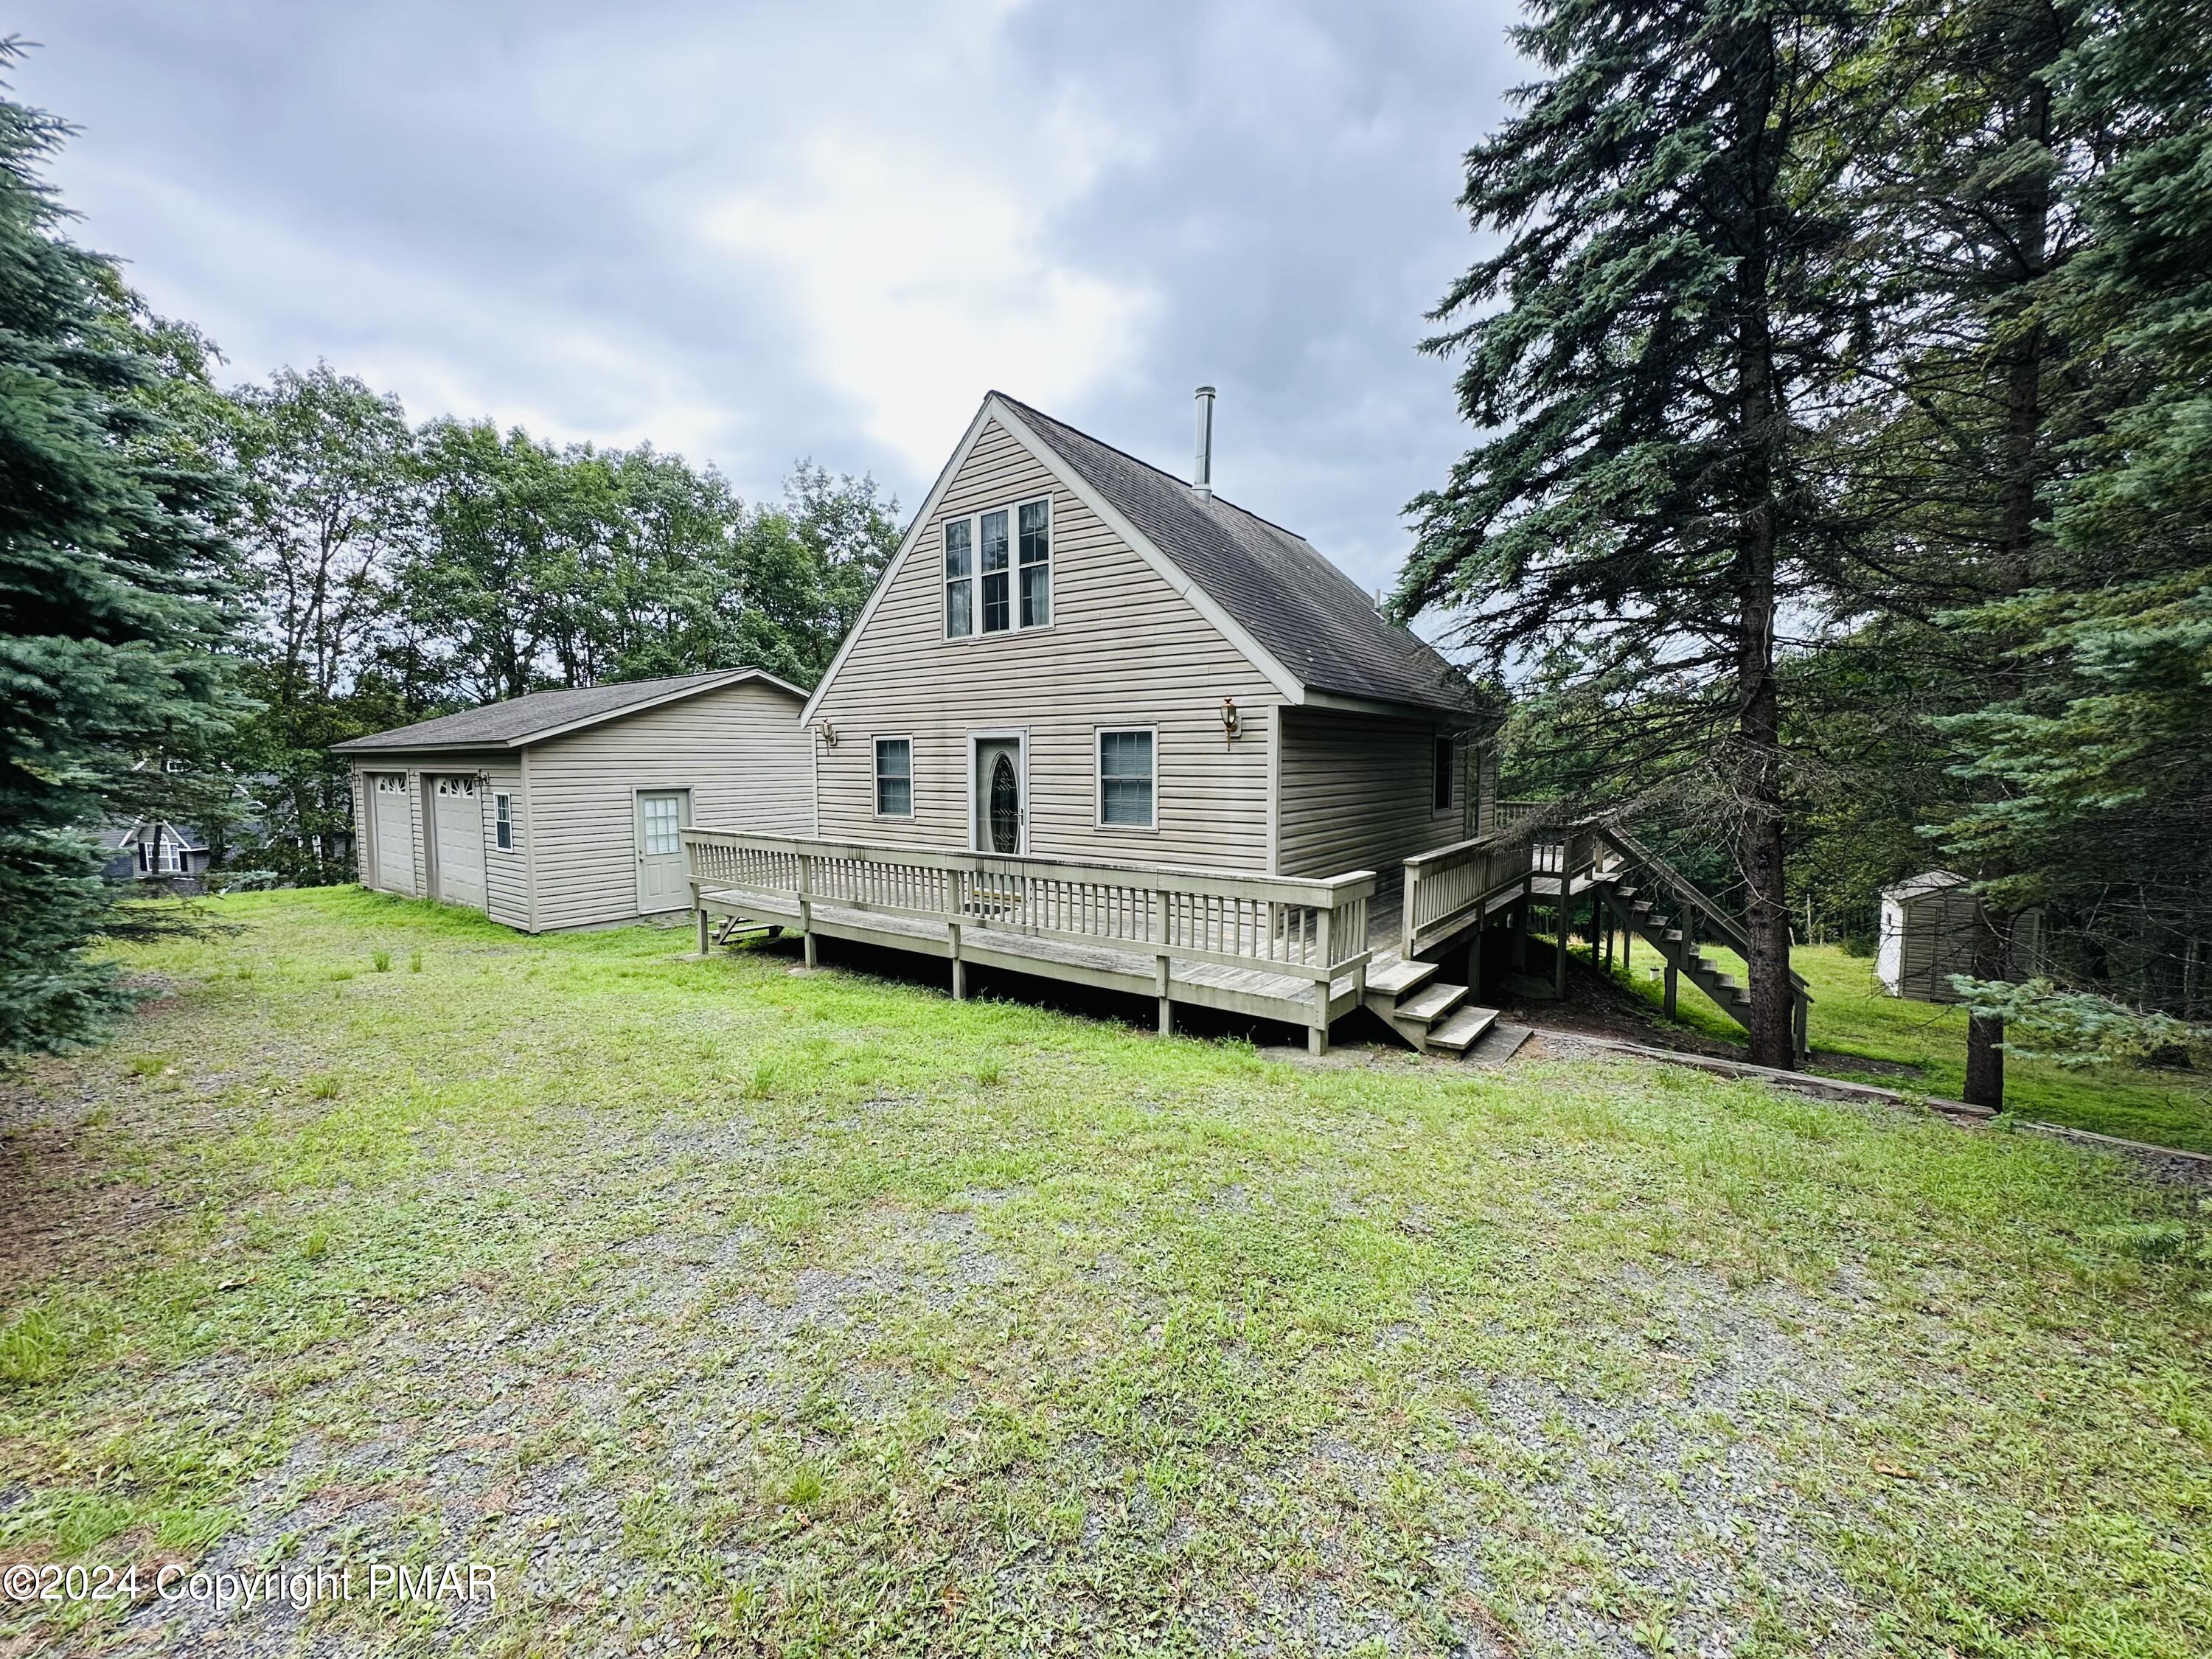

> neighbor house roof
[802,393,1489,726]
[332,667,804,754]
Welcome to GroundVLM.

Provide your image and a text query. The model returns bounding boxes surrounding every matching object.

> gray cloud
[13,0,1519,595]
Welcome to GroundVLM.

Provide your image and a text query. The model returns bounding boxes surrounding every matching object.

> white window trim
[494,791,515,852]
[636,790,687,858]
[1094,726,1159,832]
[873,734,915,820]
[942,495,1054,641]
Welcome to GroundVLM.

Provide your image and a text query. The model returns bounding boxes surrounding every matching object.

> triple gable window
[945,498,1051,638]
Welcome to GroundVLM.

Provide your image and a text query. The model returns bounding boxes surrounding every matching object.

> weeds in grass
[124,1054,164,1079]
[973,1058,1004,1088]
[372,949,392,973]
[408,949,422,973]
[301,1226,333,1262]
[305,1074,341,1100]
[327,968,355,982]
[0,1308,65,1384]
[744,1060,779,1101]
[773,1466,824,1510]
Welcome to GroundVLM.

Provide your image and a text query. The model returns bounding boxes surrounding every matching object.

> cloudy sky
[13,0,1522,594]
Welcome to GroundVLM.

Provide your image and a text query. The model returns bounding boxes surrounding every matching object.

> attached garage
[334,669,813,931]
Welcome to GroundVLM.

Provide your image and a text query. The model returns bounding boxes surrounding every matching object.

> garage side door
[370,773,413,894]
[432,776,487,911]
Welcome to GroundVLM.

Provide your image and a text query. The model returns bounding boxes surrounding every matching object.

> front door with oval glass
[635,789,691,914]
[972,738,1024,855]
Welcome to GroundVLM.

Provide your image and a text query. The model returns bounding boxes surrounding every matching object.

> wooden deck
[696,886,1376,1029]
[684,828,1559,1055]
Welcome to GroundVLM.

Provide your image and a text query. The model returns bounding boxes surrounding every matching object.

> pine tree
[1939,0,2212,1035]
[1400,0,1863,1067]
[0,46,237,1052]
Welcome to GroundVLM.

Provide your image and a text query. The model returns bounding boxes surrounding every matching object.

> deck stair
[1363,950,1500,1055]
[1582,824,1812,1059]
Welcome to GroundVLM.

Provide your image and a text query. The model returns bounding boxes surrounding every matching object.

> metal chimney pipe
[1192,385,1216,499]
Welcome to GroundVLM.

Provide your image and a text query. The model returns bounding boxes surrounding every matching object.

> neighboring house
[802,389,1498,877]
[333,669,813,932]
[102,819,217,886]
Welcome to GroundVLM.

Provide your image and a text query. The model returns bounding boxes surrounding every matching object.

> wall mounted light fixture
[1220,697,1241,747]
[821,722,838,747]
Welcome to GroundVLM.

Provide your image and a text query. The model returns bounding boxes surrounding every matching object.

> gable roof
[997,396,1478,716]
[332,667,804,755]
[1883,870,1972,905]
[802,393,1488,726]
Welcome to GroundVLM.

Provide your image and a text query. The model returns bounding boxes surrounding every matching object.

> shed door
[635,790,690,914]
[432,776,487,911]
[371,773,412,894]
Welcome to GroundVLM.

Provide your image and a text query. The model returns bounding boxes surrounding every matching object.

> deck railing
[1401,832,1534,956]
[685,830,1377,990]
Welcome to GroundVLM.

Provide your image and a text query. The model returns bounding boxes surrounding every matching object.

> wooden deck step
[1395,980,1470,1025]
[1427,1004,1500,1053]
[1366,956,1441,998]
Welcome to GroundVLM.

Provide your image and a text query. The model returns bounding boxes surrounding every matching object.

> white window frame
[873,734,914,819]
[1094,726,1158,831]
[494,791,515,851]
[638,790,686,858]
[942,496,1052,641]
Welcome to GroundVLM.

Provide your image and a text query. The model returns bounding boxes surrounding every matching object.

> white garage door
[370,774,413,894]
[432,776,487,911]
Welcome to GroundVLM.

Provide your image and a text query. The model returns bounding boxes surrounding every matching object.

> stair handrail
[1585,820,1809,995]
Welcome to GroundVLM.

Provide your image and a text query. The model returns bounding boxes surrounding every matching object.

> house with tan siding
[801,390,1497,879]
[334,668,810,932]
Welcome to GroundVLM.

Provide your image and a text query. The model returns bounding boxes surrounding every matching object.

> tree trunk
[1965,11,2060,1108]
[1730,13,1795,1071]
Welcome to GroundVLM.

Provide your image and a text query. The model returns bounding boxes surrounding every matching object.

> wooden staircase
[1596,878,1754,1014]
[1363,952,1500,1056]
[1582,827,1812,1059]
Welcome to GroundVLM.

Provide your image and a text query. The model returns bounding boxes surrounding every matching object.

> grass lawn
[3,888,2211,1656]
[1594,937,2212,1155]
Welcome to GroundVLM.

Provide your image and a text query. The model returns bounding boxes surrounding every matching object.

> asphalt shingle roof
[998,394,1482,718]
[333,669,785,753]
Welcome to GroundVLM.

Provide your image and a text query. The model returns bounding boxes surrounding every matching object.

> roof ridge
[989,392,1319,550]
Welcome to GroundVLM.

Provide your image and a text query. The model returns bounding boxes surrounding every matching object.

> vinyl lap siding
[810,418,1283,870]
[528,681,811,931]
[1276,711,1469,880]
[481,759,526,928]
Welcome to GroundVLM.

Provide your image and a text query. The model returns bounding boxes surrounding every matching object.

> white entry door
[972,738,1025,855]
[635,790,690,914]
[370,773,412,894]
[431,776,487,911]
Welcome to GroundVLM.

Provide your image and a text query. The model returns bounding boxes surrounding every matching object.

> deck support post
[696,904,709,956]
[1552,898,1569,998]
[1310,902,1333,1056]
[1511,878,1531,971]
[1663,959,1678,1019]
[1792,991,1809,1065]
[1152,890,1173,1036]
[797,852,816,967]
[949,919,966,1001]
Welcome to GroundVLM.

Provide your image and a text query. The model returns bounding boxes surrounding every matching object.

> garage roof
[332,667,804,754]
